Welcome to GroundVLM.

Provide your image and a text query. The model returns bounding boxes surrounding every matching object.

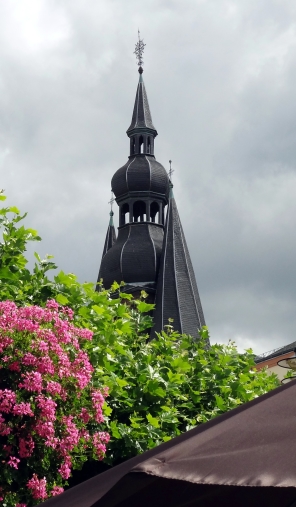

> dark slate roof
[255,341,296,363]
[151,188,207,341]
[112,155,170,199]
[127,74,156,134]
[98,222,164,290]
[101,212,116,259]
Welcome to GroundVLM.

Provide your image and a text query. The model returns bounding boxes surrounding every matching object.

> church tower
[98,34,206,339]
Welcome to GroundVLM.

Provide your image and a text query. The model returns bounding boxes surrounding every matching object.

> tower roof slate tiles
[97,42,207,341]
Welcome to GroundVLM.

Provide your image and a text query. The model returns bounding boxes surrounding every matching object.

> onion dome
[98,222,164,290]
[111,156,170,200]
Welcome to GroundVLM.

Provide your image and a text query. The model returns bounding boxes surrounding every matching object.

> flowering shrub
[0,194,280,491]
[0,300,110,507]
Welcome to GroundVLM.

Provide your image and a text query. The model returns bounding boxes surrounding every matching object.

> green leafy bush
[0,194,280,474]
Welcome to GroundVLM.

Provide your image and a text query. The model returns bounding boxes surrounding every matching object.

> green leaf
[34,252,41,262]
[78,307,90,318]
[117,321,131,334]
[103,402,112,416]
[137,301,155,313]
[214,395,226,411]
[0,267,17,280]
[171,357,191,372]
[26,228,39,237]
[110,421,121,439]
[8,206,20,214]
[56,294,69,305]
[116,378,129,387]
[147,413,160,428]
[92,305,106,315]
[153,387,166,397]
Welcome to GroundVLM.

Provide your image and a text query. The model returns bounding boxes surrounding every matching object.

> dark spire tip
[138,66,143,74]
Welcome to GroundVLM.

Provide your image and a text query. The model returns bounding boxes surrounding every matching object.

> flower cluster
[0,300,110,507]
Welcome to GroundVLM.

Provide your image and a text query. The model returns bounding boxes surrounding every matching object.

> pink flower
[0,299,110,504]
[46,381,62,396]
[37,356,54,374]
[8,361,20,371]
[80,429,90,441]
[0,420,11,436]
[80,408,90,423]
[8,456,20,469]
[19,371,43,393]
[51,486,64,496]
[92,390,105,423]
[22,353,37,367]
[44,435,59,449]
[59,416,79,454]
[19,436,35,458]
[46,300,59,312]
[58,456,72,479]
[60,305,74,320]
[12,402,34,417]
[93,431,110,459]
[35,420,55,440]
[35,340,49,353]
[0,389,16,413]
[73,327,93,340]
[0,336,13,353]
[36,395,56,421]
[27,474,48,500]
[102,386,109,397]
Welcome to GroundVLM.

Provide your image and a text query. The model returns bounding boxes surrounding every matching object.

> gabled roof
[151,187,207,340]
[127,73,157,134]
[101,212,116,259]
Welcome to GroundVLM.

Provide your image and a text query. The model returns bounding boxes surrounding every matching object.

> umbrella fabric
[40,379,296,507]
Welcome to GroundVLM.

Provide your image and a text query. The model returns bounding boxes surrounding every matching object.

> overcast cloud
[1,0,296,354]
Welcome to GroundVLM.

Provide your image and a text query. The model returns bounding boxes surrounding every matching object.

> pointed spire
[127,73,157,134]
[101,211,116,259]
[101,193,116,259]
[127,32,157,135]
[151,187,207,340]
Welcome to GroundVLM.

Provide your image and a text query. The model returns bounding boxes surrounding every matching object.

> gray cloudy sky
[1,0,296,354]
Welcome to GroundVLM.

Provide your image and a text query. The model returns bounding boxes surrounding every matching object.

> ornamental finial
[134,30,146,72]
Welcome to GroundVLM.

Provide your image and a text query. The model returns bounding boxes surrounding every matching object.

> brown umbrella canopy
[40,380,296,507]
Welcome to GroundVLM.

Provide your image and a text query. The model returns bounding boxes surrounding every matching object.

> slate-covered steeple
[127,68,157,157]
[101,211,116,259]
[97,34,207,341]
[151,185,206,340]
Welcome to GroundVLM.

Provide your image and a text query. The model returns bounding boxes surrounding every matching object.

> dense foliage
[0,194,280,501]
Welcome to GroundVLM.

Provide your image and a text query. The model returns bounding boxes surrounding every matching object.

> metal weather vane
[134,30,146,68]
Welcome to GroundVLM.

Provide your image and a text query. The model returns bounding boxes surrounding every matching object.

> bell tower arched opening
[150,201,160,224]
[133,200,146,222]
[120,203,129,226]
